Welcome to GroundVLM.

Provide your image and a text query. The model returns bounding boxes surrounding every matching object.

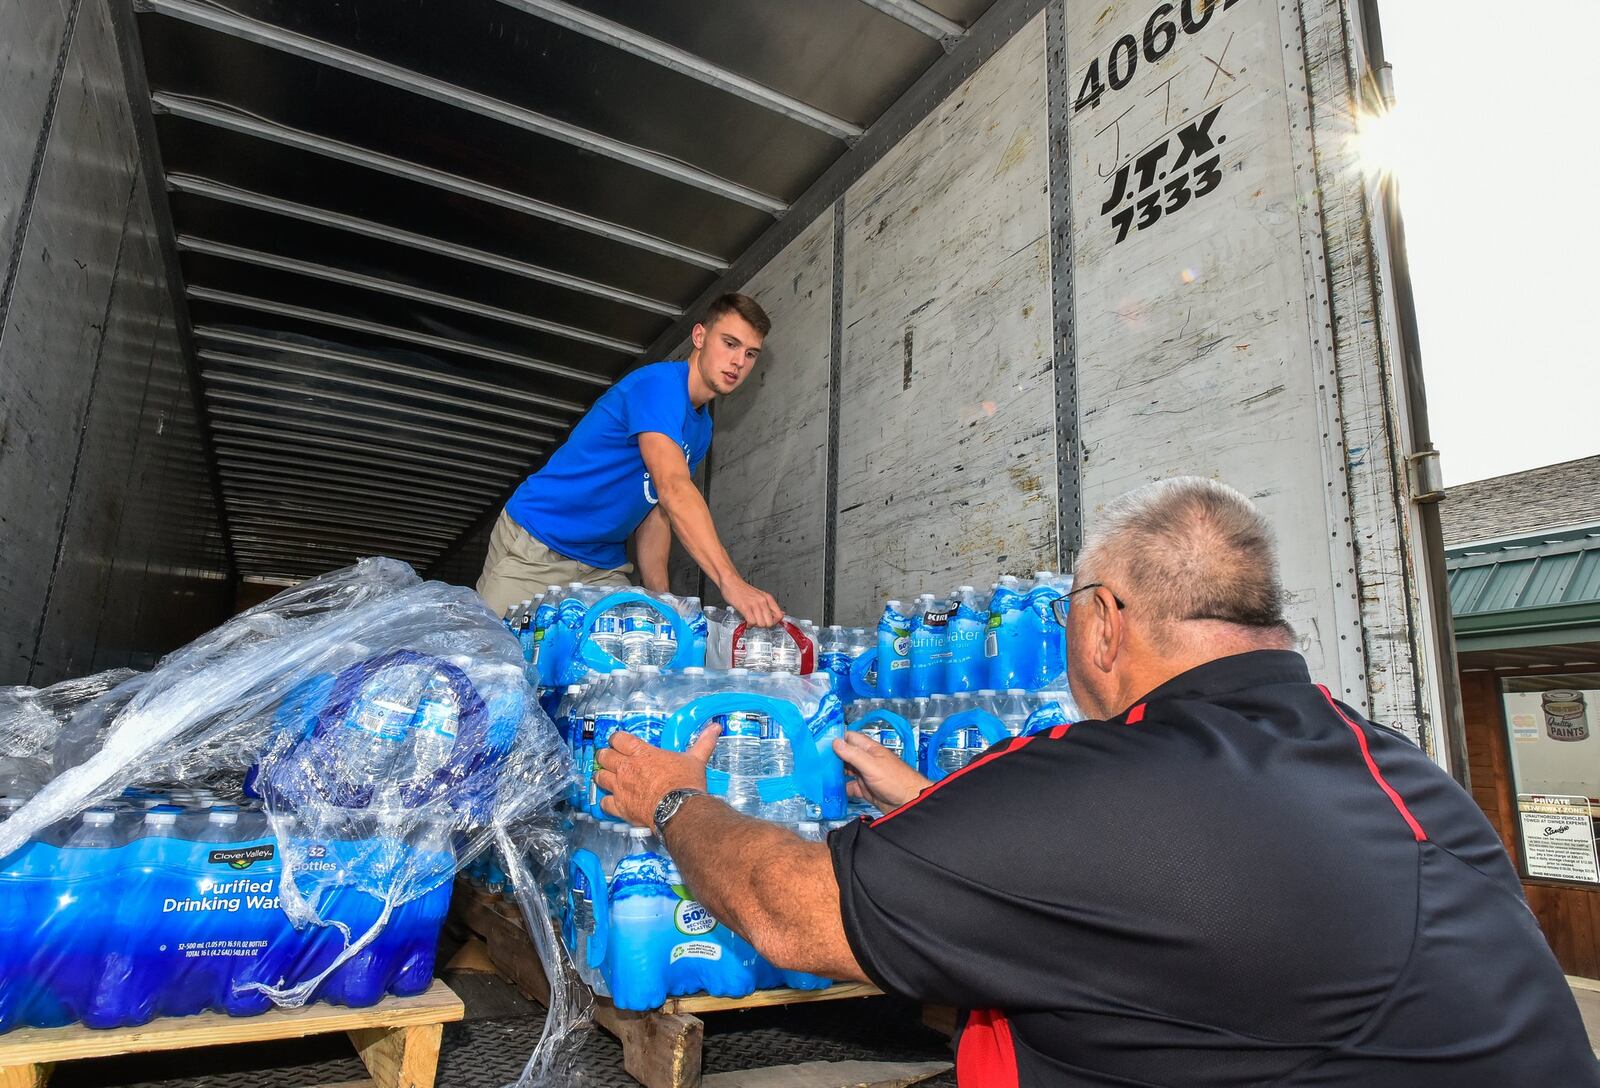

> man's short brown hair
[701,292,771,338]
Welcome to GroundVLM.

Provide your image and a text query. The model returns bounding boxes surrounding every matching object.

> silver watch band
[653,787,706,835]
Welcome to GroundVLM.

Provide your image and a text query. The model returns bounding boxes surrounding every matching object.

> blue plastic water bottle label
[721,711,765,739]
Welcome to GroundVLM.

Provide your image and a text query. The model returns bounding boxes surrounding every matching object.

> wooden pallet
[0,980,464,1088]
[450,881,881,1088]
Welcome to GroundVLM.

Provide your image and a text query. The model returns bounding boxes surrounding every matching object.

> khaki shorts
[475,509,632,616]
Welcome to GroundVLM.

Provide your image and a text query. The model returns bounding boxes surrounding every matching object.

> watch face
[655,789,698,831]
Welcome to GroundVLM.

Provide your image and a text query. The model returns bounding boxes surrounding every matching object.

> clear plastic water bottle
[769,624,801,674]
[710,702,766,818]
[1028,689,1083,734]
[515,599,536,663]
[1027,572,1070,688]
[843,696,872,727]
[337,670,421,785]
[588,600,620,664]
[758,716,805,824]
[740,625,775,672]
[618,604,658,669]
[649,607,678,667]
[944,585,988,693]
[924,693,953,767]
[683,596,708,661]
[864,705,906,764]
[587,671,631,814]
[819,625,850,698]
[877,601,912,697]
[530,585,562,670]
[985,576,1026,689]
[554,683,587,751]
[619,665,665,747]
[794,820,825,843]
[908,594,948,698]
[406,675,458,780]
[997,689,1032,736]
[607,827,676,1011]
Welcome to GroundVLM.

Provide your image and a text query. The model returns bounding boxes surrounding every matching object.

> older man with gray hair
[597,477,1598,1087]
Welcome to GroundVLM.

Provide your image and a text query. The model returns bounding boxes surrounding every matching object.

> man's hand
[595,724,722,827]
[723,578,784,627]
[833,731,932,811]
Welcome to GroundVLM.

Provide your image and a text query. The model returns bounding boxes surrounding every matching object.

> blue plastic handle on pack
[569,848,609,970]
[575,591,700,674]
[848,649,878,700]
[663,692,841,815]
[921,708,1009,780]
[849,710,917,768]
[261,649,497,811]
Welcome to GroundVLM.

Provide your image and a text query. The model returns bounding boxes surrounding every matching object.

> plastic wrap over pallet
[0,559,587,1087]
[0,669,136,800]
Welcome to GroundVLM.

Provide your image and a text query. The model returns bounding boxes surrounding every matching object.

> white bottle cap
[637,664,661,675]
[886,599,902,608]
[958,585,975,593]
[208,809,240,826]
[1035,571,1053,579]
[83,810,117,826]
[978,689,997,696]
[627,826,652,839]
[683,666,705,675]
[145,810,178,826]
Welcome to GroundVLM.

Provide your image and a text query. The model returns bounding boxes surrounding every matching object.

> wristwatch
[653,787,706,836]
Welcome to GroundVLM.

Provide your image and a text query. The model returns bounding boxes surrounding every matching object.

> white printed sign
[1519,795,1599,884]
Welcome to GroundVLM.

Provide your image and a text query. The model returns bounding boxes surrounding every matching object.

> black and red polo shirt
[829,650,1599,1087]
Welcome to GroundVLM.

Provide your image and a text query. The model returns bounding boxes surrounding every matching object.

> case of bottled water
[851,572,1073,699]
[526,585,707,686]
[0,559,573,1052]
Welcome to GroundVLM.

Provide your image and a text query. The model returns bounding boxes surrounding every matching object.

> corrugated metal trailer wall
[676,0,1447,756]
[1,0,232,685]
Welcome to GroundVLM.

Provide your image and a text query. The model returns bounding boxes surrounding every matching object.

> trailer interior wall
[689,0,1443,752]
[1,0,231,685]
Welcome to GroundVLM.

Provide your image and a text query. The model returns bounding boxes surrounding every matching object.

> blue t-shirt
[505,361,711,569]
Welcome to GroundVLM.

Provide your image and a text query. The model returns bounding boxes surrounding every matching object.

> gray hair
[1076,477,1292,637]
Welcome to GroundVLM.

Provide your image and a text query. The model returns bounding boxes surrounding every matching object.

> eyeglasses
[1050,583,1126,627]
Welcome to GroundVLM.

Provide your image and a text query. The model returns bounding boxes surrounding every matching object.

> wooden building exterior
[1445,456,1600,976]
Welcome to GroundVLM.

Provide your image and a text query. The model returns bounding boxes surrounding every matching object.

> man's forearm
[635,508,671,592]
[659,480,739,589]
[662,796,866,981]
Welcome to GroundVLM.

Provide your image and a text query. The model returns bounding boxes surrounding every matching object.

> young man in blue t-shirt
[476,293,784,626]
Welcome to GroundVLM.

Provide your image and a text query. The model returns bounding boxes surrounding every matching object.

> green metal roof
[1447,523,1600,648]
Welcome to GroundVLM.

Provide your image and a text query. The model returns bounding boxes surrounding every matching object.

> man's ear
[1093,587,1123,674]
[690,322,706,350]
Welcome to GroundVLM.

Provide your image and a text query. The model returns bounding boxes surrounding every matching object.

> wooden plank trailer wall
[663,0,1457,767]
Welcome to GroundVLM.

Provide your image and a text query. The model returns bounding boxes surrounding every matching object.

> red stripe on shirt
[957,1008,1021,1088]
[1317,684,1426,842]
[1125,702,1147,725]
[871,735,1039,827]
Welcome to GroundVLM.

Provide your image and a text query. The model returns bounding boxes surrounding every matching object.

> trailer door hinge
[1407,449,1444,504]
